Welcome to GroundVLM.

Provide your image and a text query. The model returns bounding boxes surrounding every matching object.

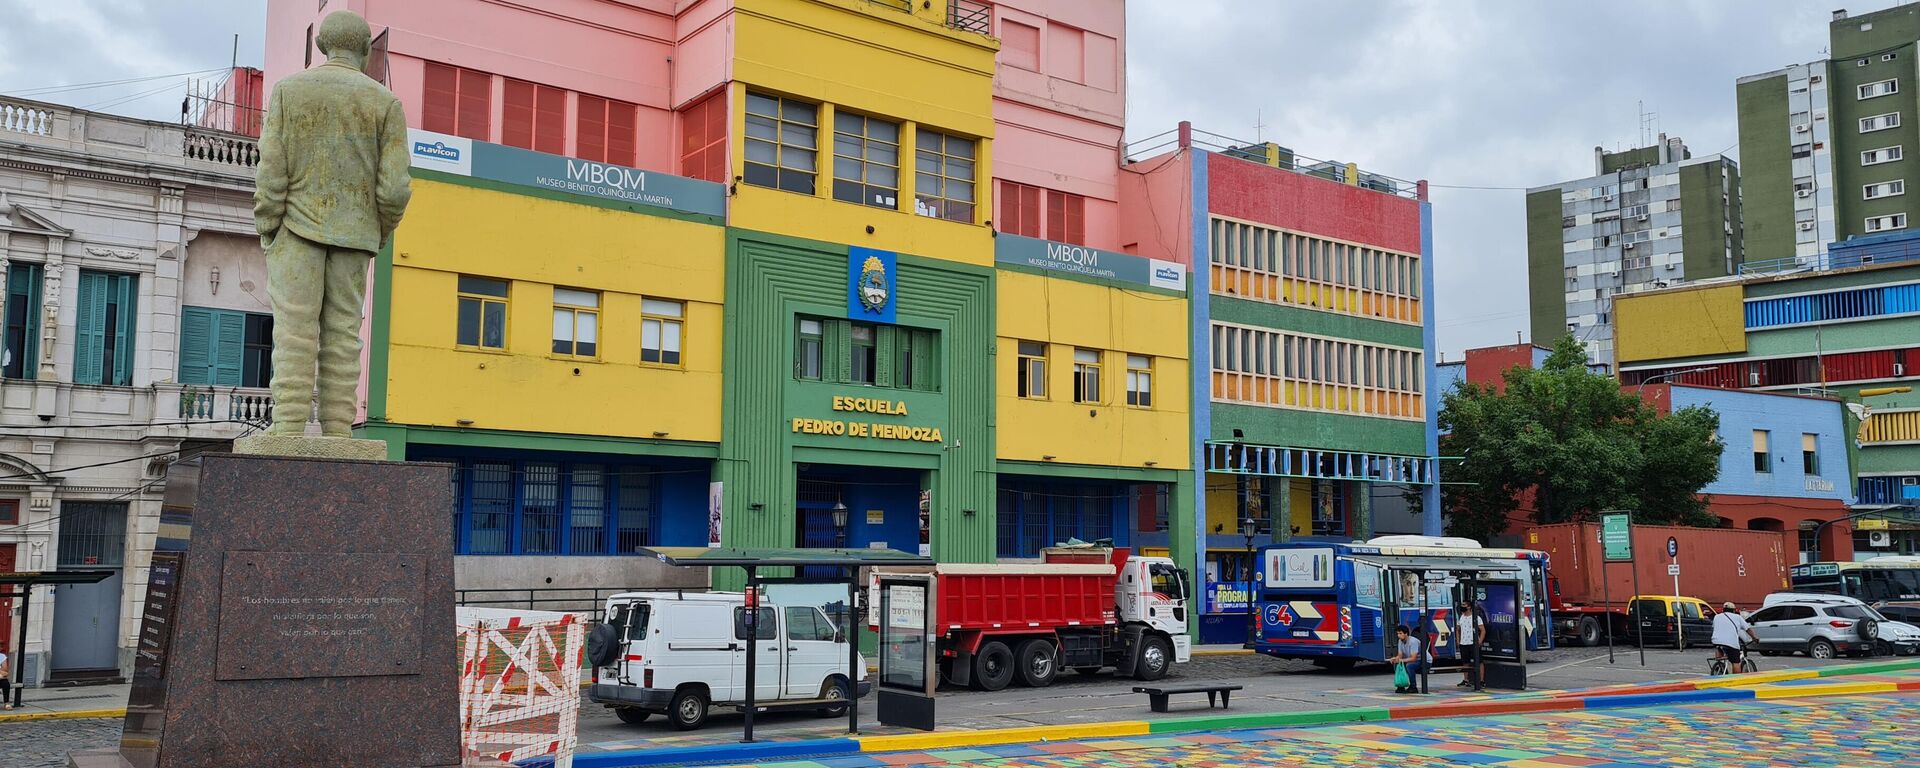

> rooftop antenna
[1254,109,1267,142]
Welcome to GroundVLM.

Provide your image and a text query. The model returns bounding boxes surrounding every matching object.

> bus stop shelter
[1346,555,1533,692]
[635,547,932,742]
[0,569,115,707]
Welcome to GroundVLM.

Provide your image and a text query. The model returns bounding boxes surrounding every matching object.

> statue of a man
[253,10,411,438]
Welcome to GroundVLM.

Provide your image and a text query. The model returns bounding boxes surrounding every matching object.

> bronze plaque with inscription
[216,551,425,681]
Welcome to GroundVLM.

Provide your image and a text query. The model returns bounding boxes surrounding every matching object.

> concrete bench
[1132,683,1243,713]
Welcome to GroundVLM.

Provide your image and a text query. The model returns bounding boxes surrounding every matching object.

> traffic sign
[1667,563,1681,576]
[1666,537,1679,558]
[1601,513,1634,562]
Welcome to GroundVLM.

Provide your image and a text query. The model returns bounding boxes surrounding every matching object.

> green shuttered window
[178,306,273,387]
[74,271,137,386]
[793,315,937,392]
[4,263,42,380]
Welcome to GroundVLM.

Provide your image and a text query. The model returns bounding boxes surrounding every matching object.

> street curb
[552,658,1920,767]
[0,707,126,722]
[526,739,862,768]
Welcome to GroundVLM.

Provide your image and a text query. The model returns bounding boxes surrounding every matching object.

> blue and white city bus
[1249,537,1553,668]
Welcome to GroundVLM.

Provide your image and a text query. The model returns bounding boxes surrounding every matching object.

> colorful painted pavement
[720,692,1913,768]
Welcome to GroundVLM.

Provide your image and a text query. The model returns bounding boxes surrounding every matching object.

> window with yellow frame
[551,288,600,358]
[640,298,683,365]
[1073,348,1103,404]
[1126,354,1153,408]
[1017,341,1048,399]
[456,275,508,350]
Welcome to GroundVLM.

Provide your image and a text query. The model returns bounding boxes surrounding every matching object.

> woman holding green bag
[1388,624,1425,694]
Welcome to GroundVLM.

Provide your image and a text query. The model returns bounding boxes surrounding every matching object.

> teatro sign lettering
[791,396,943,443]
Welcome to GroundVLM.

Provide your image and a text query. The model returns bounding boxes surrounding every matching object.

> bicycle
[1708,643,1759,676]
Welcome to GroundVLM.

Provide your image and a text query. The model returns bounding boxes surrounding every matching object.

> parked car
[1758,593,1920,656]
[585,591,870,730]
[1628,595,1717,649]
[1747,600,1886,659]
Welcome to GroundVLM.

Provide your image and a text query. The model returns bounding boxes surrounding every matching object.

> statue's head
[315,11,373,70]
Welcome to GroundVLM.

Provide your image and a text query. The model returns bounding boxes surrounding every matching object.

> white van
[585,592,869,730]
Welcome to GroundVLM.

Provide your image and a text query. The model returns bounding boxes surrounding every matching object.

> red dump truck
[1527,523,1791,647]
[869,546,1191,690]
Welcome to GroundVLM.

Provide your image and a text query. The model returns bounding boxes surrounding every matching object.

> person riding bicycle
[1711,601,1759,670]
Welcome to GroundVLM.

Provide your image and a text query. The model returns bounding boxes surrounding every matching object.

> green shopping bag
[1392,663,1410,689]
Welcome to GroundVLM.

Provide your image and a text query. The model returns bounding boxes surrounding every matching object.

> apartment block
[1526,135,1743,365]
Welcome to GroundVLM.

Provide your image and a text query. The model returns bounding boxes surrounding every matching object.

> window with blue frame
[996,481,1127,558]
[75,270,137,386]
[442,458,657,555]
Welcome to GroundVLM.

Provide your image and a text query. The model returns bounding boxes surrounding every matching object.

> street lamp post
[832,499,849,547]
[1642,366,1717,386]
[1242,512,1259,647]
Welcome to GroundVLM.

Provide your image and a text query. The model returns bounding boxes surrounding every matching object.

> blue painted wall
[1667,386,1854,503]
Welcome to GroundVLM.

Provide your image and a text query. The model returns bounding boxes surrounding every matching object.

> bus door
[1353,560,1386,659]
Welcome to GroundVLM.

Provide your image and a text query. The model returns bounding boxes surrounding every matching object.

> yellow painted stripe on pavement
[858,721,1151,752]
[1694,669,1818,689]
[1753,681,1897,699]
[0,707,126,722]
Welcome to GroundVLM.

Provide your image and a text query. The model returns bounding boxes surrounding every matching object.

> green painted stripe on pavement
[1814,658,1920,677]
[1145,706,1391,734]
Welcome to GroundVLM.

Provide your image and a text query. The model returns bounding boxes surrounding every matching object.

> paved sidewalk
[0,683,129,722]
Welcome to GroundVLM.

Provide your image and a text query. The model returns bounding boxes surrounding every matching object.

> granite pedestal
[71,452,461,768]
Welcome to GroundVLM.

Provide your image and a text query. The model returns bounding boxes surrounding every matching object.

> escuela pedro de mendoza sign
[792,396,944,443]
[407,128,726,217]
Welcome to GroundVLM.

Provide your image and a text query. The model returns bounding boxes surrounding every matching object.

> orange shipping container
[1525,522,1791,610]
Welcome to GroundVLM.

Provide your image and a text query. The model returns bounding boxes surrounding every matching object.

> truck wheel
[1578,617,1603,647]
[974,641,1015,691]
[1135,635,1172,681]
[816,675,850,717]
[614,707,650,725]
[669,687,709,731]
[1016,640,1059,688]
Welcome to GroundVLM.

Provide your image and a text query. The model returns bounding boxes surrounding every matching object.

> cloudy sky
[0,0,1899,356]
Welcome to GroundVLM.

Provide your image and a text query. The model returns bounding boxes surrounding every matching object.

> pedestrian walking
[1388,624,1426,694]
[1456,596,1486,691]
[0,643,12,710]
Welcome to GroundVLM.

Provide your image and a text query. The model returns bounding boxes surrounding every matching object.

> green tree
[1438,336,1723,543]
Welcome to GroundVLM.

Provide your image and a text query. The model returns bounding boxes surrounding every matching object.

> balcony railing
[948,0,991,33]
[182,127,260,168]
[1,101,55,137]
[1125,122,1424,200]
[178,386,272,424]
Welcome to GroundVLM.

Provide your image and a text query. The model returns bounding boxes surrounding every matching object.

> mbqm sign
[995,233,1186,291]
[405,128,725,218]
[848,247,897,324]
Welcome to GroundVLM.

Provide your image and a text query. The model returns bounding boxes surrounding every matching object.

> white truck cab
[586,591,869,730]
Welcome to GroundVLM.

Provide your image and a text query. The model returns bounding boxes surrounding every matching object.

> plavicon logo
[567,159,646,191]
[412,141,460,161]
[1154,265,1181,282]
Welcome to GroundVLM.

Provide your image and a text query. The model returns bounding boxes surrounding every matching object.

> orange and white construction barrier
[457,607,585,768]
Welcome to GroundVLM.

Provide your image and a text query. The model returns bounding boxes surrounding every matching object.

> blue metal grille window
[522,463,561,554]
[995,483,1127,558]
[616,473,652,553]
[569,464,606,554]
[443,458,664,555]
[469,462,513,554]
